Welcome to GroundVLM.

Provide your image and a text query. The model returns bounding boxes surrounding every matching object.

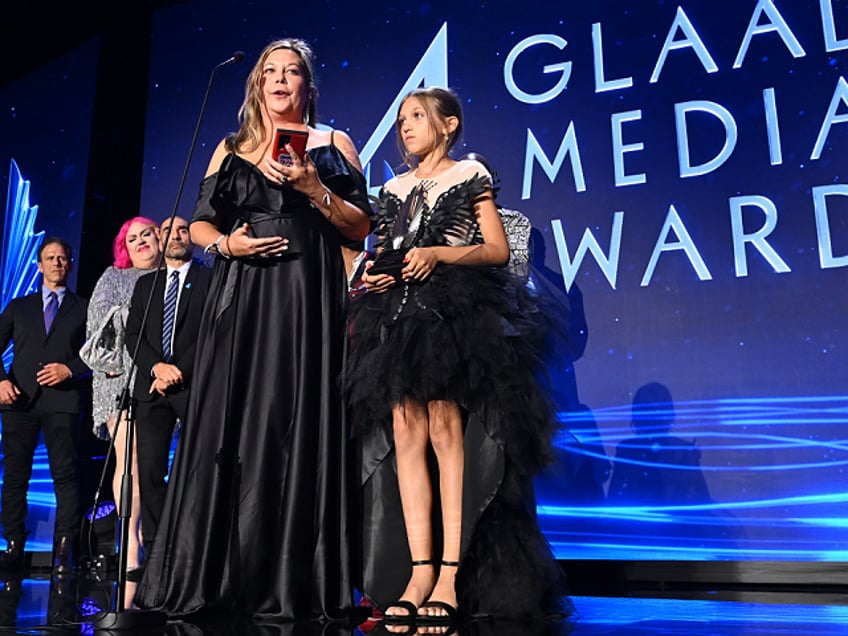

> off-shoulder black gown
[135,144,372,621]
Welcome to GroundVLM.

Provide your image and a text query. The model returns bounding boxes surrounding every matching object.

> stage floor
[1,572,847,635]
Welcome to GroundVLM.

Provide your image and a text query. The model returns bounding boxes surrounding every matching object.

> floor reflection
[1,573,847,635]
[158,614,576,635]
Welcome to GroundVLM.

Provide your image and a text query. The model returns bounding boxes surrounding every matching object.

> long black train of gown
[134,144,373,621]
[346,167,574,621]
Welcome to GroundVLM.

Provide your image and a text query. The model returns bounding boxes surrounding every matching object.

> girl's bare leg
[420,399,463,617]
[385,399,437,619]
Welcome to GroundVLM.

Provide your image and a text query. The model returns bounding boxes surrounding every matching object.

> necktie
[162,270,180,362]
[44,291,58,333]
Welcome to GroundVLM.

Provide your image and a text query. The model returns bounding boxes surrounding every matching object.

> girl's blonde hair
[396,86,464,168]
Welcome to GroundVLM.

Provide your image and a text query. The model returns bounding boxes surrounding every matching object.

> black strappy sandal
[383,559,435,625]
[416,600,458,625]
[416,560,460,626]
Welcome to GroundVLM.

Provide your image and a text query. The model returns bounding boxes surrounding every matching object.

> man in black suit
[124,216,210,568]
[0,238,90,574]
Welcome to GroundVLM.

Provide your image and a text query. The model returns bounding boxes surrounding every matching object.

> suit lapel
[30,293,49,337]
[149,273,166,337]
[174,263,198,331]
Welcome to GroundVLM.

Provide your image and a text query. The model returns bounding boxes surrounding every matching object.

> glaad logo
[358,23,449,197]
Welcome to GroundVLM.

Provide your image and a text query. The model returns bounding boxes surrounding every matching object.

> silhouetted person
[608,382,711,505]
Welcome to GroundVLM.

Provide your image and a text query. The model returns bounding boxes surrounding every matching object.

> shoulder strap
[330,129,335,146]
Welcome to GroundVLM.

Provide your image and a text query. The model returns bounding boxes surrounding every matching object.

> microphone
[218,50,246,68]
[92,50,243,632]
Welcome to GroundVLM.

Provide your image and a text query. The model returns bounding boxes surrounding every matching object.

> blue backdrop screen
[0,40,97,551]
[0,0,831,562]
[137,0,848,563]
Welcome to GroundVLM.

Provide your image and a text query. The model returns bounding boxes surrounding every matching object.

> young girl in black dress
[347,86,573,628]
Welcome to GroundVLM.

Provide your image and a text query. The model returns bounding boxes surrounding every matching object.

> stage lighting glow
[1,159,45,369]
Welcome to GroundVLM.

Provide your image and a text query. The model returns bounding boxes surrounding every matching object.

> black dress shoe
[52,536,76,576]
[0,540,25,571]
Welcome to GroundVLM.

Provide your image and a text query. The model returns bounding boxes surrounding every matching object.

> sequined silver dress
[86,265,155,440]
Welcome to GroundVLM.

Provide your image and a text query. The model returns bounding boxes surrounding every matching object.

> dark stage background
[1,0,846,579]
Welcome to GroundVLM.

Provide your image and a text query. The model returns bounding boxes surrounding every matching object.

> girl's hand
[401,247,439,282]
[361,262,396,293]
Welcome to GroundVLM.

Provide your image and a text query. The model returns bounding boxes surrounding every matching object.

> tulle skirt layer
[346,265,573,619]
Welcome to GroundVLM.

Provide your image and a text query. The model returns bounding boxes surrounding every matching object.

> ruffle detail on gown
[374,173,493,252]
[347,264,561,478]
[193,148,373,249]
[456,461,575,620]
[348,264,574,619]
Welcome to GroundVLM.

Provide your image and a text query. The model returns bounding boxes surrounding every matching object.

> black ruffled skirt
[346,264,573,619]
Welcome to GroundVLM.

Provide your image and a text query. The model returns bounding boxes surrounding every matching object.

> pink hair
[113,216,158,269]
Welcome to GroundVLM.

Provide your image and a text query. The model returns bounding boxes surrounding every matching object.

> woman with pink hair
[85,216,160,585]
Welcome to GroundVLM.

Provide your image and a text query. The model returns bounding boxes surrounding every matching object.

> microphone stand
[93,50,244,632]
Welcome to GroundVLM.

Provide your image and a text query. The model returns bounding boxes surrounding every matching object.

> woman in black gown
[346,87,572,628]
[134,38,373,621]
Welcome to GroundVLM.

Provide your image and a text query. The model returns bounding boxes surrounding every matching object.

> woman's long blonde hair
[227,38,318,154]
